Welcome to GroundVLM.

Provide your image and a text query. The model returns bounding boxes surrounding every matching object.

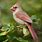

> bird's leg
[16,24,26,29]
[16,25,22,28]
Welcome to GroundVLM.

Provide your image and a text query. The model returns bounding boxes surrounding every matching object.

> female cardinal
[10,3,39,42]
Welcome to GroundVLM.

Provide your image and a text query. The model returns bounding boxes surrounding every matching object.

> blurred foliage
[0,0,42,42]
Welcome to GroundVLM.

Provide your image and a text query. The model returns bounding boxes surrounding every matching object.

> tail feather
[26,23,39,42]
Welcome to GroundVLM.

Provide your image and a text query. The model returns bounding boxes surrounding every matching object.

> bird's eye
[13,7,17,9]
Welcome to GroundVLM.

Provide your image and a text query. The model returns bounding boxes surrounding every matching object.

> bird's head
[10,3,21,13]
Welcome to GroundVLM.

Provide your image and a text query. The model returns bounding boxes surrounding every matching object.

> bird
[10,3,39,42]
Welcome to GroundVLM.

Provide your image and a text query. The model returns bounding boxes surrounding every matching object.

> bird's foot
[16,25,21,28]
[16,25,24,29]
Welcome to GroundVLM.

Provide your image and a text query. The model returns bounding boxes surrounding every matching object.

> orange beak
[10,7,15,12]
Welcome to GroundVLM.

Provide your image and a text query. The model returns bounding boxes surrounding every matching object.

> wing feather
[16,11,32,23]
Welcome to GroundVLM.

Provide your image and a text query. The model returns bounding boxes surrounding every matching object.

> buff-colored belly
[13,14,25,24]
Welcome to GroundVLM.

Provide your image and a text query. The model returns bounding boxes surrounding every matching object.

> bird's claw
[16,26,21,28]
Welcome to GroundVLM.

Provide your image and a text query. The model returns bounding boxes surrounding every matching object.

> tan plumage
[10,3,39,42]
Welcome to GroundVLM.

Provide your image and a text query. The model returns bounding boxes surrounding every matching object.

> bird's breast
[13,14,25,24]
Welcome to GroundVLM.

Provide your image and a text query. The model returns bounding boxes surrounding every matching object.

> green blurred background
[0,0,42,42]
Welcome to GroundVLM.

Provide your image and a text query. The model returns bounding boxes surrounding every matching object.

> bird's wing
[16,11,32,23]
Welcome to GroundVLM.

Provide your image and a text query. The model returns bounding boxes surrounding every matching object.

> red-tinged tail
[26,23,39,42]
